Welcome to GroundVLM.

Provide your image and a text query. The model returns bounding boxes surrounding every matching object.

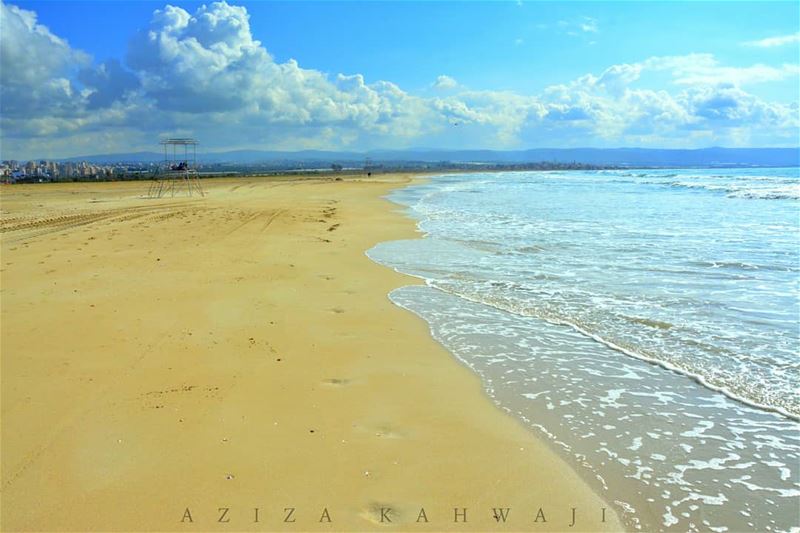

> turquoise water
[367,168,800,532]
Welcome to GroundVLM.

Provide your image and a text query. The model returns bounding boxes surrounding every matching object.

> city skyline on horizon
[1,0,799,160]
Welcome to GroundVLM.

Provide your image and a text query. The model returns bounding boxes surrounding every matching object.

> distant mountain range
[52,147,799,167]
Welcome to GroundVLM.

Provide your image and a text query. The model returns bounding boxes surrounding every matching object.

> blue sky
[1,1,799,159]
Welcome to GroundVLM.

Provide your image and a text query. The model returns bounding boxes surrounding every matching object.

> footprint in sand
[321,378,351,387]
[359,501,401,525]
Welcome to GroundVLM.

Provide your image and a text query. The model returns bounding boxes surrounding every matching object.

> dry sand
[1,175,622,531]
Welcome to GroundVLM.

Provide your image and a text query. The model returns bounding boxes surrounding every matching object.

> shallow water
[367,168,800,532]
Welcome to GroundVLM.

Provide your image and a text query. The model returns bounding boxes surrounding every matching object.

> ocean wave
[633,178,800,199]
[424,279,800,421]
[372,169,800,533]
[727,186,800,200]
[372,169,800,420]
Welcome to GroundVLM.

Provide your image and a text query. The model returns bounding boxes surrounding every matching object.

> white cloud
[644,53,800,86]
[0,1,90,118]
[743,32,800,48]
[432,75,459,90]
[557,17,599,38]
[597,63,643,93]
[123,1,432,142]
[580,17,599,33]
[532,55,799,146]
[126,2,272,112]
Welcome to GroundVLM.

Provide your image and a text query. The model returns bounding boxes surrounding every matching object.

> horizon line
[5,145,800,162]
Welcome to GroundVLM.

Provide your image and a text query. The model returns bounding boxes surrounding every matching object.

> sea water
[367,168,800,532]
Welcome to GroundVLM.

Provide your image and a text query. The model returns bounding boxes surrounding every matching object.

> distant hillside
[52,147,799,167]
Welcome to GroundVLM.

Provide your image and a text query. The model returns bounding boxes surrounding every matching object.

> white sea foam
[368,168,800,532]
[370,167,800,419]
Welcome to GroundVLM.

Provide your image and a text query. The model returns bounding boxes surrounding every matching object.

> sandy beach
[0,175,621,532]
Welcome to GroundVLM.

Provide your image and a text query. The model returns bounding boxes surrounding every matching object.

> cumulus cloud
[0,1,90,118]
[743,32,800,48]
[683,85,797,128]
[432,75,459,91]
[126,2,270,112]
[123,1,432,140]
[529,53,798,146]
[0,0,798,159]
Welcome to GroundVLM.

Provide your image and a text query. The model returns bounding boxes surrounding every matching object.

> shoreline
[364,169,800,533]
[370,171,800,423]
[1,175,622,531]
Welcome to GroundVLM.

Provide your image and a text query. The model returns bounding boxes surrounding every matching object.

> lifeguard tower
[147,138,204,198]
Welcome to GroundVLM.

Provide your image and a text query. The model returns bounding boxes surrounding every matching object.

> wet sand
[0,175,622,531]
